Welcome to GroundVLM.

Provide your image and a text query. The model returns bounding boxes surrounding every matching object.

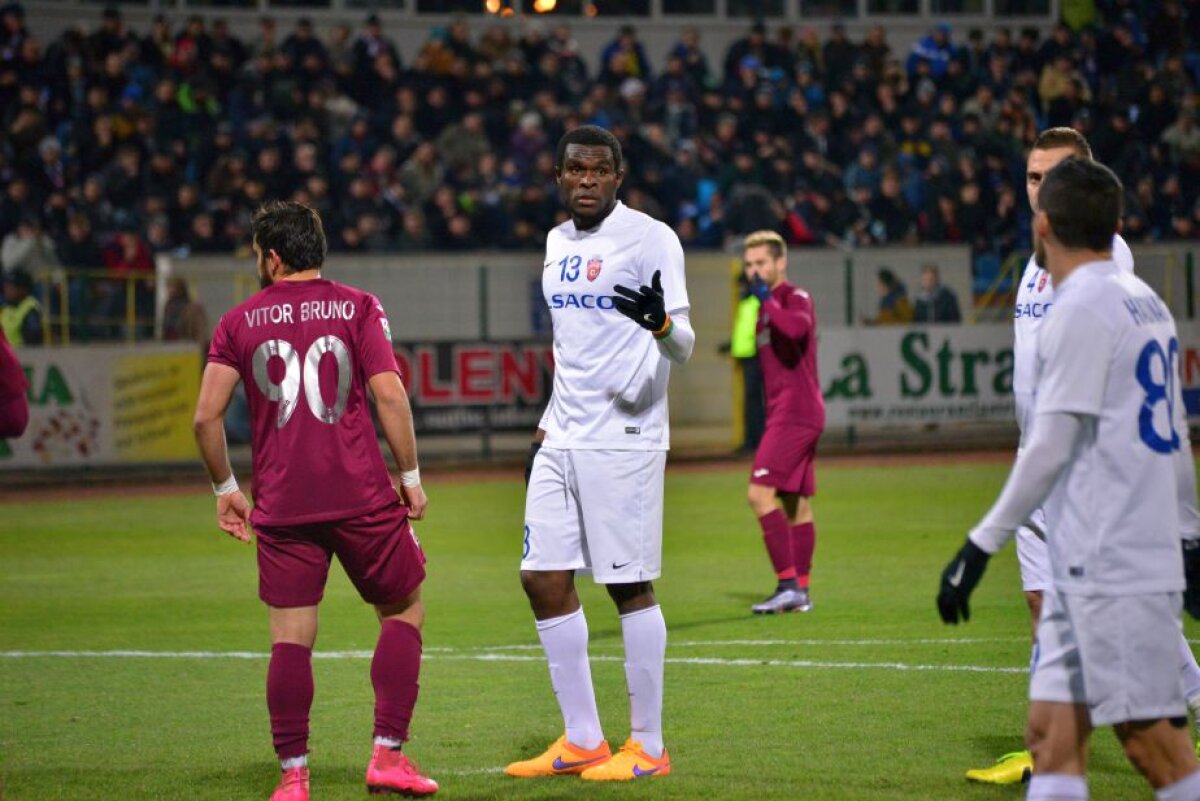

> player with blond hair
[740,230,825,614]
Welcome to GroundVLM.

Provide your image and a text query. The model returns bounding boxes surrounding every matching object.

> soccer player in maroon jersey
[193,202,437,801]
[0,327,28,438]
[741,230,826,615]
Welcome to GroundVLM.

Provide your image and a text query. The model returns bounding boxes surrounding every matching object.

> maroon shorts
[255,501,426,608]
[751,426,821,496]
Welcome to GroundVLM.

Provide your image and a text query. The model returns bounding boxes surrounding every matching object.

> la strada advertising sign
[818,325,1016,427]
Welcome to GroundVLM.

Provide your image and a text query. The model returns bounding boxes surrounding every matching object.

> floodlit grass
[0,459,1186,800]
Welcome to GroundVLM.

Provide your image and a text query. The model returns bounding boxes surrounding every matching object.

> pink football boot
[269,767,309,801]
[366,745,438,796]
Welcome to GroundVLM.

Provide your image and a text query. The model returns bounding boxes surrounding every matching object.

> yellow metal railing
[970,252,1026,324]
[30,269,157,345]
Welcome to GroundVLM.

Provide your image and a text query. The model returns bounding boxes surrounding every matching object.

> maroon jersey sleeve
[207,312,239,370]
[0,328,27,400]
[358,295,400,381]
[762,289,814,343]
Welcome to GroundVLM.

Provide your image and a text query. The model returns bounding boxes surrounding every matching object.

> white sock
[1180,633,1200,711]
[1027,773,1088,801]
[620,605,667,759]
[536,607,604,750]
[280,755,307,770]
[1157,769,1200,801]
[374,736,403,749]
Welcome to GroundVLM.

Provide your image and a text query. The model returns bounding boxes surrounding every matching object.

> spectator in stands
[0,268,42,346]
[912,263,961,324]
[600,24,652,82]
[865,268,912,326]
[56,214,103,270]
[4,7,1200,278]
[908,23,954,79]
[669,26,713,91]
[1162,110,1200,164]
[1,216,58,274]
[823,21,858,87]
[161,276,209,351]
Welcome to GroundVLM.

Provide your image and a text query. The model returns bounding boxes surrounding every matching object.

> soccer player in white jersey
[965,128,1200,785]
[504,125,694,782]
[938,157,1200,801]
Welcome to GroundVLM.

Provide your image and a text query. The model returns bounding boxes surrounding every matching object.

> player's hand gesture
[217,490,252,543]
[936,539,990,624]
[613,270,668,333]
[402,482,428,521]
[1184,539,1200,619]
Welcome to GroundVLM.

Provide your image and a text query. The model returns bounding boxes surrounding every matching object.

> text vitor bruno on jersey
[243,301,357,328]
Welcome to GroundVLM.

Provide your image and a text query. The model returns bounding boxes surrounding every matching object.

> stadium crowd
[0,0,1198,283]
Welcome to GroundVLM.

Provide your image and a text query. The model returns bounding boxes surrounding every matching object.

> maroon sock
[758,509,796,580]
[267,642,314,760]
[792,521,816,588]
[372,619,422,743]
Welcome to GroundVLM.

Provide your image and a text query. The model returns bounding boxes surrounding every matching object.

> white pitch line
[435,767,505,777]
[0,649,1026,674]
[458,637,1027,651]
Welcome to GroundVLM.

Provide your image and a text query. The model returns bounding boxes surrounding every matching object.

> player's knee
[520,570,575,616]
[1024,590,1044,621]
[747,486,774,516]
[1117,729,1156,776]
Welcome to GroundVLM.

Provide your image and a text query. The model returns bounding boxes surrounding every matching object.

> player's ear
[1032,210,1051,241]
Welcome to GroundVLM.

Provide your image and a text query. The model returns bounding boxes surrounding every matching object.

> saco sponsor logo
[549,293,616,310]
[1014,302,1051,319]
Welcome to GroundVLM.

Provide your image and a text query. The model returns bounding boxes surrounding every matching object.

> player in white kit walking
[965,128,1200,785]
[938,157,1200,801]
[504,125,694,782]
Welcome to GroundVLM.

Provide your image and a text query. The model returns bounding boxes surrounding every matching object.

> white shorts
[522,447,666,584]
[1030,589,1187,726]
[1016,507,1053,593]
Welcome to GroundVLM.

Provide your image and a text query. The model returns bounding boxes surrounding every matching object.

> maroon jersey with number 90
[207,278,401,527]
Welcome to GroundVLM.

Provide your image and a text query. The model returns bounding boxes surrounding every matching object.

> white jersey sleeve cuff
[656,310,694,364]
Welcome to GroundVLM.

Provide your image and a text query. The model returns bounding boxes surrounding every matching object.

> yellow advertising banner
[1,344,201,469]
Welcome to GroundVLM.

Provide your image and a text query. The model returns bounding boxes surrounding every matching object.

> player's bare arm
[194,361,252,543]
[367,371,427,521]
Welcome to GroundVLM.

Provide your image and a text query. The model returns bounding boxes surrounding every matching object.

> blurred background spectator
[0,5,1197,300]
[912,263,962,323]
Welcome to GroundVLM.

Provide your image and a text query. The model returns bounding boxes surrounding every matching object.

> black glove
[524,441,542,487]
[613,270,668,332]
[749,276,772,302]
[936,539,991,624]
[1185,539,1200,620]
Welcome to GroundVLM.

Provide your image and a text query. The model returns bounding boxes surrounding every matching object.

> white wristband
[400,468,421,488]
[213,475,239,496]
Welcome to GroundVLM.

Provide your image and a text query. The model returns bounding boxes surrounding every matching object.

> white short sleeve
[1035,304,1114,417]
[641,222,689,314]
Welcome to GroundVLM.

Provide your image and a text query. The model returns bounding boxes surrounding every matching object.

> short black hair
[251,200,327,273]
[556,125,622,174]
[1038,157,1123,251]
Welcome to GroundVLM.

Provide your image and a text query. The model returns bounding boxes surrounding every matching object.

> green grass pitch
[0,459,1191,800]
